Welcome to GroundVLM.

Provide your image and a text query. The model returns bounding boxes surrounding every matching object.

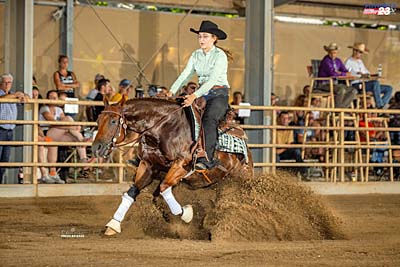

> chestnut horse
[92,97,253,236]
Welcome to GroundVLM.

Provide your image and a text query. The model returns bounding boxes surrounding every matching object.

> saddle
[183,104,248,162]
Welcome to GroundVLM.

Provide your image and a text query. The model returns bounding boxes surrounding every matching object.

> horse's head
[92,97,127,158]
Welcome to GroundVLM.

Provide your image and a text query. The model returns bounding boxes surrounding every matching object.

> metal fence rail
[1,98,400,184]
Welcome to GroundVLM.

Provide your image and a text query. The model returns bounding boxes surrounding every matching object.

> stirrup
[195,162,207,170]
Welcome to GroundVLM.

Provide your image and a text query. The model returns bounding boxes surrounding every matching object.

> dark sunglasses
[189,85,197,89]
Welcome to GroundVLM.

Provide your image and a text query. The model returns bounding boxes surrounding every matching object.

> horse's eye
[111,119,117,124]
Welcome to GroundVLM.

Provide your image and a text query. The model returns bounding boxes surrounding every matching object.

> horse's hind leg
[104,160,153,236]
[159,159,193,223]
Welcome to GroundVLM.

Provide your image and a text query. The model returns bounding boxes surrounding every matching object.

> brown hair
[214,39,233,62]
[58,55,68,63]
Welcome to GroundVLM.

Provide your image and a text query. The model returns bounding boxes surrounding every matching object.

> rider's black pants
[202,94,229,161]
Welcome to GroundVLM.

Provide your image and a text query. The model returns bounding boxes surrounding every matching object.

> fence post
[32,100,38,185]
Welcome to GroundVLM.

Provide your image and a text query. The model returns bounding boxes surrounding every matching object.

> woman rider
[169,20,231,170]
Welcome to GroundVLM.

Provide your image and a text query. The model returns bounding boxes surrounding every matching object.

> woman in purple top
[316,43,357,108]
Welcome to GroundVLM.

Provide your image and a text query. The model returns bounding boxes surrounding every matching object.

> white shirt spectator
[39,105,63,131]
[345,57,370,84]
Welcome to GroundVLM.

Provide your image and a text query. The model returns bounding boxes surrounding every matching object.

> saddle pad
[217,129,249,163]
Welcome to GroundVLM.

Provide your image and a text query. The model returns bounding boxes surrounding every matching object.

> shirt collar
[202,45,216,55]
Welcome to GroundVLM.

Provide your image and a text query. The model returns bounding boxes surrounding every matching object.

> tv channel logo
[363,3,397,15]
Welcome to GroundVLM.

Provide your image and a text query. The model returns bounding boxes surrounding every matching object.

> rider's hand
[166,91,173,97]
[183,94,196,107]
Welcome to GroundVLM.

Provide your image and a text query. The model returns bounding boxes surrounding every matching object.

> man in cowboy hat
[317,43,358,108]
[345,42,393,109]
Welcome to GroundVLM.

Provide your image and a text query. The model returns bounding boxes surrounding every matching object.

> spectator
[181,82,198,95]
[0,73,28,184]
[31,88,51,182]
[40,90,91,183]
[389,92,400,146]
[317,43,357,108]
[53,55,80,98]
[93,78,112,121]
[86,73,105,100]
[345,42,393,109]
[110,79,133,103]
[230,91,244,124]
[303,85,311,97]
[276,111,306,175]
[292,95,307,143]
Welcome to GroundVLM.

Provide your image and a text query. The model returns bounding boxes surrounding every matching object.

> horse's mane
[124,97,180,109]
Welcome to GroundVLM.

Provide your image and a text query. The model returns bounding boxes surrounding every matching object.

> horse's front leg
[105,160,153,236]
[159,159,193,223]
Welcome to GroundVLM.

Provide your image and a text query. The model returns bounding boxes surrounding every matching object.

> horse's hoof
[181,205,193,223]
[105,219,121,235]
[104,227,118,236]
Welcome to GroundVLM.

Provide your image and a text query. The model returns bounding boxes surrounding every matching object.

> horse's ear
[118,96,126,107]
[103,95,110,108]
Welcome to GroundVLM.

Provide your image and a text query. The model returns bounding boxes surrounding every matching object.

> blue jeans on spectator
[363,80,393,108]
[0,128,13,184]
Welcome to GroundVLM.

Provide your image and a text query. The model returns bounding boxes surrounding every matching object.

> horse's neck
[124,101,183,132]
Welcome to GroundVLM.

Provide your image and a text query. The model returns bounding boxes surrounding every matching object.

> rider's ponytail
[215,40,233,62]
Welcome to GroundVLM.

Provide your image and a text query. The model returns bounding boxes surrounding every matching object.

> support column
[244,0,274,171]
[61,0,74,69]
[3,0,34,183]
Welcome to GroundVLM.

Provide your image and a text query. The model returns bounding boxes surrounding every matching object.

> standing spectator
[53,55,80,98]
[317,43,357,108]
[345,42,393,109]
[110,79,133,103]
[0,73,28,183]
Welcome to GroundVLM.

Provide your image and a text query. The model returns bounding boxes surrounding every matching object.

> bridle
[99,104,184,156]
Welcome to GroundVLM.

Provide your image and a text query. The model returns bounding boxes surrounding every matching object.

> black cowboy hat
[190,20,227,40]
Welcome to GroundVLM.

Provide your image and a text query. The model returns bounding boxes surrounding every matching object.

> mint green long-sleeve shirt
[170,45,229,98]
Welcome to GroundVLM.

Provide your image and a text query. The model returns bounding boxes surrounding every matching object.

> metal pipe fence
[1,98,400,184]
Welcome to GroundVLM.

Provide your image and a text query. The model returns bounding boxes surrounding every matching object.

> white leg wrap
[113,193,134,222]
[160,186,182,215]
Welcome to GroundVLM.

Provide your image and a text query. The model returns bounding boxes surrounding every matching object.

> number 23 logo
[378,7,391,15]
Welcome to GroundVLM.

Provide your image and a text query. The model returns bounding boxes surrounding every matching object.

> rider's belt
[212,85,227,90]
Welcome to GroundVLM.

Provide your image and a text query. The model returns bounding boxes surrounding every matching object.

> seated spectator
[92,78,112,122]
[299,113,325,162]
[389,92,400,146]
[181,82,198,95]
[230,91,244,124]
[291,95,307,143]
[110,79,133,103]
[309,97,326,126]
[53,55,80,98]
[86,73,105,100]
[40,90,91,183]
[156,86,169,98]
[317,43,358,108]
[276,112,306,175]
[303,85,311,97]
[345,42,393,109]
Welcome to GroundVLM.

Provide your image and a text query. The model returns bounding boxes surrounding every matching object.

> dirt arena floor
[1,173,400,266]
